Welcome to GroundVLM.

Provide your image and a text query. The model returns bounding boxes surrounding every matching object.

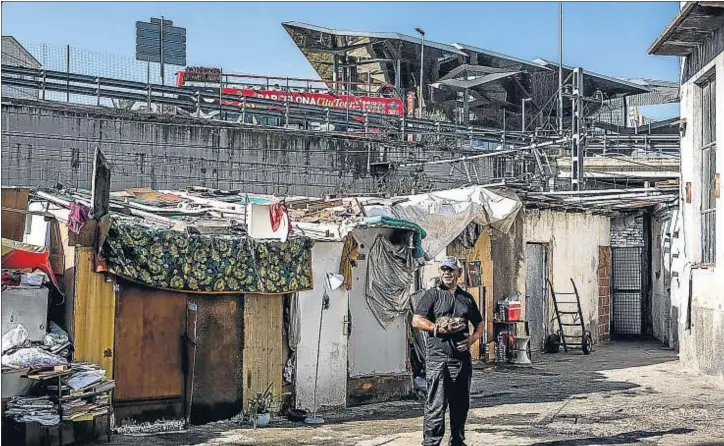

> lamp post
[415,27,425,119]
[522,98,533,131]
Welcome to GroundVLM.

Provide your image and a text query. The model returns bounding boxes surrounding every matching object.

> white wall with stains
[347,228,408,378]
[514,210,611,342]
[671,46,724,377]
[295,242,349,411]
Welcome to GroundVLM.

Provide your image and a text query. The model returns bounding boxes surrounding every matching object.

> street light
[522,98,533,131]
[415,27,425,119]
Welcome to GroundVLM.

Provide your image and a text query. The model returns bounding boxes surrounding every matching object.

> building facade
[649,2,724,377]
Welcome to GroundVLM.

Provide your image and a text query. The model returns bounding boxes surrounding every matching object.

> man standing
[412,256,484,446]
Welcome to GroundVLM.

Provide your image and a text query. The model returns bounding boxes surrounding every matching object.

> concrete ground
[102,340,724,446]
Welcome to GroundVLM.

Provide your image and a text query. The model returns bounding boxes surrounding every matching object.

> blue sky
[2,2,680,116]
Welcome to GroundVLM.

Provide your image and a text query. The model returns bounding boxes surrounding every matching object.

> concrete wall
[611,214,645,248]
[492,209,611,342]
[673,42,724,377]
[651,206,679,350]
[1,99,501,197]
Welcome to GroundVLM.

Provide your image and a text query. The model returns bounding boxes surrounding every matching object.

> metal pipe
[399,137,569,168]
[522,98,533,131]
[66,45,70,102]
[416,27,426,119]
[160,16,165,87]
[561,192,666,202]
[35,190,71,208]
[529,187,674,197]
[558,2,563,134]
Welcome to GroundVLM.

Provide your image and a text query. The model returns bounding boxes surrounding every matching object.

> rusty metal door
[114,281,187,423]
[525,243,548,351]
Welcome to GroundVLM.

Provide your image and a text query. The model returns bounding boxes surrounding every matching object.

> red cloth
[269,202,289,233]
[68,201,91,234]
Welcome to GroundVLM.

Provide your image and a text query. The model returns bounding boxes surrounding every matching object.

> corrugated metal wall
[72,247,116,376]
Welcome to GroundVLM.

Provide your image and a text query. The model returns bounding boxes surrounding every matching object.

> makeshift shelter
[17,186,431,422]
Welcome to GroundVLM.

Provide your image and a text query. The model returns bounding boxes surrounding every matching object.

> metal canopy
[533,59,651,96]
[431,71,520,90]
[451,43,551,72]
[648,2,724,56]
[282,21,467,56]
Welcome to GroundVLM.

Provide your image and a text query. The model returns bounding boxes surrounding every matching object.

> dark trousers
[422,358,472,446]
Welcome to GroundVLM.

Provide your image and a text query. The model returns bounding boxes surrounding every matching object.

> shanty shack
[17,186,429,424]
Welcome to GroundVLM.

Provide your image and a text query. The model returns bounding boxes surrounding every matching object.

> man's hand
[436,324,466,336]
[455,336,471,352]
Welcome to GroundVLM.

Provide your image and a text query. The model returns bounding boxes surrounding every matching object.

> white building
[649,2,724,377]
[1,36,41,100]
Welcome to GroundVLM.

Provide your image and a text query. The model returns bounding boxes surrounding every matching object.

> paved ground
[103,340,724,445]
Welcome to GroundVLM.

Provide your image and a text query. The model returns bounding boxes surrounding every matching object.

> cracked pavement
[99,340,724,446]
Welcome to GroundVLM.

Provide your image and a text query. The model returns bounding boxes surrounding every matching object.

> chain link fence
[3,39,180,106]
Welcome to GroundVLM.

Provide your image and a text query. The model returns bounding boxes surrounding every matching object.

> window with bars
[699,74,716,264]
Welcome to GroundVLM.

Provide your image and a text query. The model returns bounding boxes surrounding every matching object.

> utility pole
[558,2,564,134]
[415,27,425,119]
[571,68,584,191]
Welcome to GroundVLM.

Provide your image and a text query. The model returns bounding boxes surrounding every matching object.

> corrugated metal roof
[648,2,724,56]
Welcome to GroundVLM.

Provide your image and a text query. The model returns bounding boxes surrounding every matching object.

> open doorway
[525,243,549,351]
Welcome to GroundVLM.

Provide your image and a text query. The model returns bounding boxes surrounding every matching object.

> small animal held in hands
[435,316,466,334]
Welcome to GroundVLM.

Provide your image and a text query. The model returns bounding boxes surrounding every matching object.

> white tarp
[361,186,522,259]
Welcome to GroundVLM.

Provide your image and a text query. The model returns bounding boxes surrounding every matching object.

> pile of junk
[2,238,114,445]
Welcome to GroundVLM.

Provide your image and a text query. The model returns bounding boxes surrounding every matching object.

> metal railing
[1,64,539,146]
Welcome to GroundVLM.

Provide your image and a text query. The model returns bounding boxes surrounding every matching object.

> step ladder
[548,278,593,355]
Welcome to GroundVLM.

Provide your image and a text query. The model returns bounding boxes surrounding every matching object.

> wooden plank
[476,230,494,352]
[191,294,243,424]
[48,219,66,275]
[73,247,116,376]
[68,218,98,247]
[1,187,29,242]
[114,281,186,401]
[92,147,111,218]
[242,293,283,412]
[60,224,78,340]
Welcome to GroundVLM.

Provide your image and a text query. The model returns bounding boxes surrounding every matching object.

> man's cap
[440,256,461,270]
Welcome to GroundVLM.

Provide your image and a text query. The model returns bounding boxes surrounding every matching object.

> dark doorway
[525,243,549,351]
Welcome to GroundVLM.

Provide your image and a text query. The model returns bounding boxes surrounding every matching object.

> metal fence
[611,247,643,335]
[3,40,178,106]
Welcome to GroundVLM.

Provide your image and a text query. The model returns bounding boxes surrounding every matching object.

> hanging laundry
[269,202,288,231]
[68,201,91,234]
[268,202,291,242]
[338,235,360,290]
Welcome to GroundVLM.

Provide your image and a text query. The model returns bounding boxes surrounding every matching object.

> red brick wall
[598,246,612,342]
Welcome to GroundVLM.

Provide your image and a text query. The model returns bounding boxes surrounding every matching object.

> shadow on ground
[528,427,694,445]
[100,339,680,445]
